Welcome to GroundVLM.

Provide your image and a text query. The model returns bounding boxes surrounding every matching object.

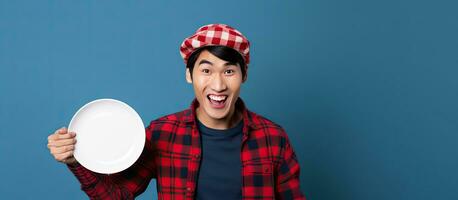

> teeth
[209,95,227,101]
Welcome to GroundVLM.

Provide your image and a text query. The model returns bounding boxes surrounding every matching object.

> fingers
[48,138,76,148]
[54,127,68,135]
[57,132,76,139]
[50,144,75,154]
[53,150,74,162]
[48,127,79,164]
[48,131,75,145]
[48,127,70,141]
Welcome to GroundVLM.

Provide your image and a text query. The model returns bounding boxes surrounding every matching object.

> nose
[210,73,227,92]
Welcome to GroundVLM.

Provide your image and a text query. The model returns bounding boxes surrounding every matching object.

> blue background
[1,0,457,199]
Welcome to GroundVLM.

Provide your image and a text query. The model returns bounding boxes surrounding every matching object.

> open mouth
[207,94,228,109]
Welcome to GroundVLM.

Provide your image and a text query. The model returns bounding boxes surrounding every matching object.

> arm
[275,134,306,200]
[67,124,157,200]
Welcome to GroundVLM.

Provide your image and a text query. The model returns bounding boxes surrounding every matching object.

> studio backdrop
[1,0,457,199]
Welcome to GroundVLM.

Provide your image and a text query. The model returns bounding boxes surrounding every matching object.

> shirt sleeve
[67,124,157,200]
[275,133,306,200]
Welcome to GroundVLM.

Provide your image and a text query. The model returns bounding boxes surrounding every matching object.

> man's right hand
[47,127,78,165]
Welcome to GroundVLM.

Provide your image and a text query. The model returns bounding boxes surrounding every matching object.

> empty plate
[68,99,145,174]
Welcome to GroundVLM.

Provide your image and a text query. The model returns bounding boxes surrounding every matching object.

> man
[47,24,306,199]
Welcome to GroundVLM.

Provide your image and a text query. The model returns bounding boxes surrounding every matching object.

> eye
[224,69,234,75]
[202,69,210,74]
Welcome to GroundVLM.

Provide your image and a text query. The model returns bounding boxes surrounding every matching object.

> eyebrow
[198,59,237,67]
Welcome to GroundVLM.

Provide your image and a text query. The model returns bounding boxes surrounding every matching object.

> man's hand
[47,127,78,165]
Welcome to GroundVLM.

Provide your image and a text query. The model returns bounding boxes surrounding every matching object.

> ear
[186,68,192,84]
[242,69,248,83]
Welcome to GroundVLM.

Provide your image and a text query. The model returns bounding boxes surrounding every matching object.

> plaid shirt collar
[182,97,258,134]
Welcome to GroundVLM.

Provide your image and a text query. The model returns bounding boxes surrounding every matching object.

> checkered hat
[180,24,250,65]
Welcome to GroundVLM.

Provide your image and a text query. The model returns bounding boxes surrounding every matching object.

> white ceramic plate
[68,99,145,174]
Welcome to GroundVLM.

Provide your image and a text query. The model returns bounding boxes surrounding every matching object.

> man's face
[186,50,246,122]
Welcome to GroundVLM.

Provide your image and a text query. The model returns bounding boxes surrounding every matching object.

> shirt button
[194,154,200,159]
[187,187,193,192]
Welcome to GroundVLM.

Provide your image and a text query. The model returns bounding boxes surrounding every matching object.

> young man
[47,24,306,199]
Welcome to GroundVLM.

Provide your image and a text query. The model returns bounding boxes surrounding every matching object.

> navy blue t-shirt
[195,119,244,200]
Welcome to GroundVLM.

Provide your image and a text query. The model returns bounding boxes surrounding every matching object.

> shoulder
[145,109,191,137]
[245,110,294,162]
[246,110,293,151]
[247,110,288,138]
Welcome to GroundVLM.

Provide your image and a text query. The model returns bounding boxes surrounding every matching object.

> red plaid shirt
[68,98,306,199]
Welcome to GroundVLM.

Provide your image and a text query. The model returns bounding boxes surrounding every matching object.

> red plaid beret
[180,24,250,65]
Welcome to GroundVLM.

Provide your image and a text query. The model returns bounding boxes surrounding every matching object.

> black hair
[186,45,246,79]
